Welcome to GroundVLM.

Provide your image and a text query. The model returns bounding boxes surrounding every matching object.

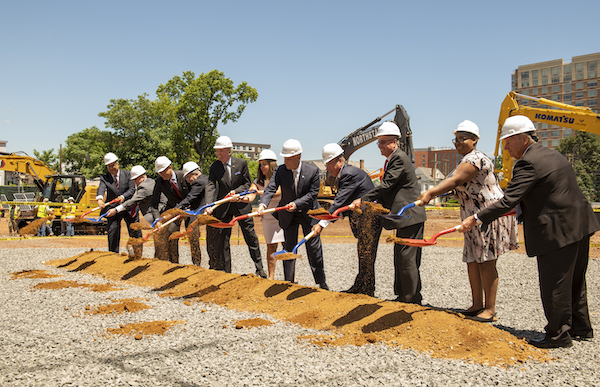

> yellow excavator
[495,91,600,188]
[0,152,105,234]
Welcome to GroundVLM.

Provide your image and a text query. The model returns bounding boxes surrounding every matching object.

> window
[551,130,560,137]
[575,101,585,106]
[564,84,571,92]
[522,81,529,87]
[532,80,538,86]
[541,123,548,129]
[541,68,548,76]
[588,60,597,71]
[588,90,598,97]
[551,140,560,147]
[541,132,549,138]
[552,95,560,101]
[575,82,584,90]
[532,69,538,79]
[531,88,538,95]
[589,99,598,106]
[564,75,572,82]
[540,87,548,94]
[575,92,584,98]
[522,99,528,105]
[575,63,584,72]
[563,94,572,101]
[564,129,572,136]
[589,71,597,78]
[576,73,584,80]
[564,64,571,74]
[542,77,548,85]
[541,140,549,147]
[521,71,529,80]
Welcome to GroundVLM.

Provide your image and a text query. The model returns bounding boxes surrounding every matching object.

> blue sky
[2,0,599,172]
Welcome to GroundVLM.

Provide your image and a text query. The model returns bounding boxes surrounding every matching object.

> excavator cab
[42,175,86,203]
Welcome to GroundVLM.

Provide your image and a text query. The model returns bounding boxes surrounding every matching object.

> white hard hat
[43,198,49,202]
[453,120,480,138]
[214,136,233,149]
[258,149,277,161]
[500,115,536,140]
[376,122,401,137]
[155,156,172,173]
[68,197,74,201]
[63,199,68,203]
[104,152,119,165]
[182,161,200,177]
[280,139,303,157]
[130,165,146,180]
[322,143,344,164]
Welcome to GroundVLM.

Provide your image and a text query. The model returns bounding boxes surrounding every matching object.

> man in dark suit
[312,143,380,296]
[96,152,141,254]
[257,139,329,289]
[460,115,600,349]
[150,156,203,265]
[106,165,155,225]
[353,122,427,304]
[205,136,266,277]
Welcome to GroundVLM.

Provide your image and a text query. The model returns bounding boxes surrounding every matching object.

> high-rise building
[231,142,271,160]
[511,52,599,148]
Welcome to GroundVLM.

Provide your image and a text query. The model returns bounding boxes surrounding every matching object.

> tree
[62,127,114,179]
[556,131,600,202]
[157,70,258,172]
[33,148,60,173]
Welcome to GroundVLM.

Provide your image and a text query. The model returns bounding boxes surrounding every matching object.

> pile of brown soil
[44,251,551,367]
[84,298,152,315]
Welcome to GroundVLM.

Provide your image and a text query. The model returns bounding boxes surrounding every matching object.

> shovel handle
[291,230,316,254]
[82,197,121,217]
[331,205,351,217]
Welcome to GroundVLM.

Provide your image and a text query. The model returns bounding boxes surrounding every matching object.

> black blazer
[260,161,321,229]
[362,147,426,229]
[478,143,600,256]
[330,164,374,216]
[98,169,135,208]
[176,174,208,211]
[151,170,191,218]
[205,157,252,218]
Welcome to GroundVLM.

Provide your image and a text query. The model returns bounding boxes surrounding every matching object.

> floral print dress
[453,149,519,263]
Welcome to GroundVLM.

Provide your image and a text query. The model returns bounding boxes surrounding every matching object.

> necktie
[293,170,299,195]
[114,175,119,190]
[170,180,182,199]
[383,160,388,172]
[223,162,231,185]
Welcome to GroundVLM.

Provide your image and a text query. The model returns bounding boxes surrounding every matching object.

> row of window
[523,81,598,95]
[540,140,561,147]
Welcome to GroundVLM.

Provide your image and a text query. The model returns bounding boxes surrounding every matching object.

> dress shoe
[529,338,573,349]
[256,269,267,278]
[343,286,360,294]
[319,283,330,290]
[572,332,594,341]
[469,312,497,323]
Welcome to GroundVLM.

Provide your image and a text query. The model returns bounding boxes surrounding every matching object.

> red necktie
[114,175,119,190]
[170,180,182,199]
[383,160,388,172]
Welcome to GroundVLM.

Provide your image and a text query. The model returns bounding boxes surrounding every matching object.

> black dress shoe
[529,338,573,349]
[343,286,360,294]
[256,269,267,278]
[572,332,594,341]
[319,283,329,290]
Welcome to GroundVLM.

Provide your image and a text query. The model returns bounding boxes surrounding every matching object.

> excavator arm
[495,91,600,188]
[0,153,56,190]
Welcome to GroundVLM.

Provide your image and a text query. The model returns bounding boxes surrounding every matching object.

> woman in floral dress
[417,120,518,323]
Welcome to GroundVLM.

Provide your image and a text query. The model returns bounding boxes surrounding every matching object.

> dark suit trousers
[106,210,142,254]
[349,206,383,294]
[537,235,593,342]
[206,215,263,273]
[282,213,326,285]
[393,222,424,304]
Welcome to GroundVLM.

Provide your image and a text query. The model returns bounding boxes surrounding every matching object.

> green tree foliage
[556,131,600,202]
[33,148,60,172]
[233,152,259,181]
[62,126,114,179]
[157,70,258,172]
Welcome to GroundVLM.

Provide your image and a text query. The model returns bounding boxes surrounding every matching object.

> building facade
[231,142,271,160]
[511,52,599,148]
[414,147,461,177]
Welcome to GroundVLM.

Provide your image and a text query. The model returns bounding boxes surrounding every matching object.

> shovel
[186,189,256,216]
[66,197,122,223]
[273,230,316,260]
[380,193,452,221]
[388,225,460,247]
[130,214,183,245]
[309,205,351,221]
[208,204,294,229]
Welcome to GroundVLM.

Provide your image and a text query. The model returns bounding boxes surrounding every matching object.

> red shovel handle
[331,205,351,217]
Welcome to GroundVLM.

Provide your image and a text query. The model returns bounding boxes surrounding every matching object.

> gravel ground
[1,244,599,386]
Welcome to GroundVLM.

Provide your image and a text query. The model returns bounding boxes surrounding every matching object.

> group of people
[95,114,597,349]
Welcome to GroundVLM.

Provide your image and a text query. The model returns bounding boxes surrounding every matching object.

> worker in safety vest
[8,204,21,236]
[35,198,54,236]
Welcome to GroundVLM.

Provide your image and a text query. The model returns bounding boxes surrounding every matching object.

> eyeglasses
[452,136,473,145]
[377,138,396,146]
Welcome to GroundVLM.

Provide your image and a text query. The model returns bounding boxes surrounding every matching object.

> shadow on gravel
[362,310,412,333]
[333,303,383,327]
[264,283,293,298]
[494,324,543,341]
[69,260,97,272]
[287,288,318,300]
[180,277,238,299]
[163,265,186,275]
[57,259,78,268]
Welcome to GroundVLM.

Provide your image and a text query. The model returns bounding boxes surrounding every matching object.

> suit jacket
[362,147,426,229]
[205,157,252,218]
[330,164,374,216]
[260,161,321,229]
[479,143,600,257]
[97,169,136,209]
[150,170,191,218]
[119,178,155,216]
[176,174,208,211]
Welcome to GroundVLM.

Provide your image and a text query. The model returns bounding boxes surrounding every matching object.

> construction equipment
[0,152,105,234]
[318,105,415,204]
[495,92,600,188]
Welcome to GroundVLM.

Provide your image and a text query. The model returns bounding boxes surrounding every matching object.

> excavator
[0,152,105,234]
[318,105,414,203]
[495,91,600,188]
